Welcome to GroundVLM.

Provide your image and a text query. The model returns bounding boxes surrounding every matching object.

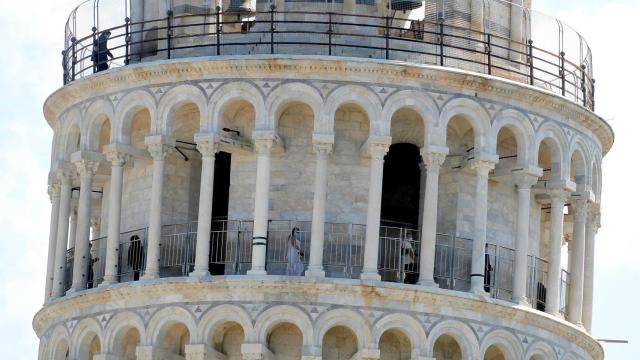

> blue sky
[0,0,637,358]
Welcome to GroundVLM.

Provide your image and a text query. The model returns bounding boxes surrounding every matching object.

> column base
[360,271,381,282]
[246,269,267,276]
[512,296,529,306]
[99,277,117,287]
[141,272,159,280]
[545,308,560,318]
[305,267,325,278]
[189,270,213,279]
[417,278,438,288]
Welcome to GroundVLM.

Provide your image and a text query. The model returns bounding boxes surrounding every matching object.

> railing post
[581,64,586,107]
[527,40,534,85]
[71,37,77,81]
[124,17,131,65]
[167,10,173,59]
[385,16,390,60]
[91,27,97,73]
[560,51,566,96]
[486,33,492,75]
[62,50,68,85]
[328,12,333,56]
[270,5,276,55]
[439,20,444,66]
[216,6,221,56]
[592,79,596,111]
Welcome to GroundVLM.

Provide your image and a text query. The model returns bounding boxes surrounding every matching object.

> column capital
[512,168,542,189]
[146,143,170,161]
[420,150,447,170]
[313,141,334,155]
[252,130,278,155]
[363,136,392,160]
[587,204,601,230]
[74,159,101,178]
[104,148,130,166]
[571,197,589,220]
[54,163,75,185]
[194,133,221,157]
[48,183,61,200]
[469,159,496,174]
[548,187,570,202]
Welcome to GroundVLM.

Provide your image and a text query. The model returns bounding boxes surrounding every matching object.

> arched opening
[211,322,245,359]
[322,326,358,360]
[433,334,462,360]
[484,344,506,360]
[65,124,81,160]
[159,322,190,357]
[570,150,586,186]
[98,118,111,150]
[211,99,257,275]
[77,332,101,360]
[529,355,545,360]
[52,339,70,360]
[537,139,561,183]
[379,143,422,283]
[113,327,140,360]
[379,328,412,360]
[265,101,316,275]
[495,127,519,170]
[267,322,303,358]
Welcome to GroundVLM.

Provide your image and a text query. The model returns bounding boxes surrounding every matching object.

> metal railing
[61,1,595,110]
[60,219,568,316]
[560,269,570,318]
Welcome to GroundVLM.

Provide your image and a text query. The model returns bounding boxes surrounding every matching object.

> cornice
[43,55,614,153]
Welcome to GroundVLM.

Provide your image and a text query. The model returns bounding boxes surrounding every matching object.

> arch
[207,81,265,133]
[591,154,602,203]
[314,308,371,349]
[524,341,557,360]
[381,90,438,141]
[426,320,480,359]
[83,98,115,151]
[438,98,491,152]
[479,329,524,360]
[70,318,102,359]
[47,326,70,360]
[253,305,313,345]
[114,89,157,145]
[265,82,323,132]
[490,109,535,166]
[145,306,197,346]
[372,313,427,355]
[156,84,207,137]
[324,85,381,136]
[103,311,146,355]
[533,124,568,182]
[322,326,359,360]
[568,137,592,187]
[195,304,253,346]
[59,109,82,161]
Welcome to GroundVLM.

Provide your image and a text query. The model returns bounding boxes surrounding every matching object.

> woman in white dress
[287,227,305,276]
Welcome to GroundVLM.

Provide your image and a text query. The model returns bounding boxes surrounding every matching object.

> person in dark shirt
[92,30,114,72]
[128,235,144,280]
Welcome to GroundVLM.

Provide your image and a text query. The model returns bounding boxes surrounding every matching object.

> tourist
[403,234,418,284]
[92,30,114,73]
[287,227,305,276]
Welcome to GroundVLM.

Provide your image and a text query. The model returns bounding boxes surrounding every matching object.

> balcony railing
[62,219,566,315]
[62,1,594,109]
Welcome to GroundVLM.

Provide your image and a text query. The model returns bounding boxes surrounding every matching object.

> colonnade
[43,123,601,334]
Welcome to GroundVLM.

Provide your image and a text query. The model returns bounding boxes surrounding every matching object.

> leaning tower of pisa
[35,0,611,359]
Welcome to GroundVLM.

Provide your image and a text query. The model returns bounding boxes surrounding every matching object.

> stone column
[306,138,334,278]
[510,0,524,60]
[417,149,447,287]
[511,171,540,305]
[68,207,78,249]
[546,189,568,317]
[52,170,73,297]
[470,0,484,32]
[69,160,100,292]
[361,138,391,281]
[91,217,101,239]
[101,149,129,285]
[143,138,170,279]
[567,197,588,326]
[44,183,61,301]
[191,134,219,277]
[417,163,427,227]
[248,134,275,275]
[469,160,495,294]
[583,206,600,333]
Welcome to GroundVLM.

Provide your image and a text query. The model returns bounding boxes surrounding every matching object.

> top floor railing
[61,0,595,110]
[65,219,564,316]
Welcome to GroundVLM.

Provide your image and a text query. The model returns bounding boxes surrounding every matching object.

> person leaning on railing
[91,30,114,73]
[287,227,305,276]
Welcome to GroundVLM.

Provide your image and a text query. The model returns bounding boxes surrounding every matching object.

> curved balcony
[61,0,595,109]
[61,220,570,318]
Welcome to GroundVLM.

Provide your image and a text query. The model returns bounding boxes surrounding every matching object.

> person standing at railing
[91,30,114,73]
[484,253,493,293]
[287,227,305,276]
[403,233,418,284]
[128,235,144,281]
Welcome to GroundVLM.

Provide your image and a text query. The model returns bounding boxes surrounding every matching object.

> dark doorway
[379,143,422,283]
[380,143,421,226]
[209,151,231,275]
